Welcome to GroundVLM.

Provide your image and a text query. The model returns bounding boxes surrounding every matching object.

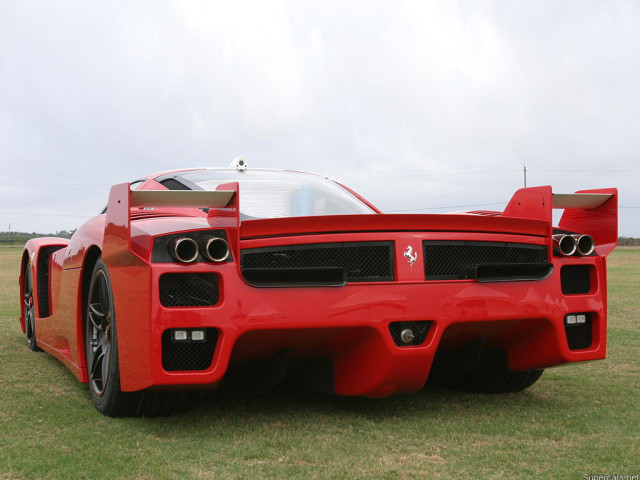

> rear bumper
[112,255,607,397]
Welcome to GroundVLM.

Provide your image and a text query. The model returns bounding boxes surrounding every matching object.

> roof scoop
[230,156,247,173]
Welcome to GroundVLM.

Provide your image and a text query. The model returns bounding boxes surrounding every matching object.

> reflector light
[173,330,188,341]
[576,314,586,324]
[400,329,416,344]
[191,330,205,341]
[566,315,577,325]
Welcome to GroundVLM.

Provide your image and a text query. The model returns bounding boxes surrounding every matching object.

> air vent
[162,328,218,371]
[389,321,431,347]
[423,241,547,280]
[565,314,593,350]
[159,273,219,307]
[561,265,591,295]
[241,242,394,286]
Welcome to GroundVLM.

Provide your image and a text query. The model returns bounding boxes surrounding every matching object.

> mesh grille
[423,241,547,280]
[162,328,218,371]
[561,265,591,295]
[388,321,431,347]
[159,273,219,307]
[565,314,593,350]
[37,245,65,318]
[241,242,394,282]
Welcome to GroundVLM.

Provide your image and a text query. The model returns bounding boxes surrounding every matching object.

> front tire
[85,258,194,417]
[23,263,42,352]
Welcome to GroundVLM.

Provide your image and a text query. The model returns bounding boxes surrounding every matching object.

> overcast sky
[1,1,639,236]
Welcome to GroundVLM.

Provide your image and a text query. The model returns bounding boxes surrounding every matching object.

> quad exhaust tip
[553,234,577,256]
[168,237,199,263]
[201,236,230,263]
[574,234,595,256]
[553,234,595,256]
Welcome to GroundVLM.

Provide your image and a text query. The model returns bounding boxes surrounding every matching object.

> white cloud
[0,0,638,234]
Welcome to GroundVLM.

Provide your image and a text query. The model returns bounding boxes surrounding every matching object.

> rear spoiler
[551,193,612,209]
[130,190,235,208]
[103,183,240,264]
[503,186,618,256]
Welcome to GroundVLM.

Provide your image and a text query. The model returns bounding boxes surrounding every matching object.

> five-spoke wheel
[86,264,114,397]
[84,258,133,416]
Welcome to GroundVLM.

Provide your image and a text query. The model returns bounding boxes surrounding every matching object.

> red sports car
[19,162,618,416]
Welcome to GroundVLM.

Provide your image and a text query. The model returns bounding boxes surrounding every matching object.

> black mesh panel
[561,265,591,295]
[159,273,219,307]
[162,328,218,371]
[423,241,547,280]
[565,314,593,350]
[388,321,431,347]
[241,242,394,283]
[37,245,65,318]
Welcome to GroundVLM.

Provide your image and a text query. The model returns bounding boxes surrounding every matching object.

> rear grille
[162,328,218,371]
[241,242,394,285]
[423,241,547,280]
[159,273,219,307]
[565,314,593,350]
[561,265,591,294]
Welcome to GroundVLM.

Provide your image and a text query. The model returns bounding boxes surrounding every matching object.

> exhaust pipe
[200,236,230,263]
[574,234,595,256]
[553,234,577,256]
[168,237,199,263]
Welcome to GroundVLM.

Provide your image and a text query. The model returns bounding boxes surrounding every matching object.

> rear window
[158,170,376,220]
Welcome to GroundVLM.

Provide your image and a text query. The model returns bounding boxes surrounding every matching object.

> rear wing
[103,183,239,264]
[503,186,618,256]
[130,190,235,208]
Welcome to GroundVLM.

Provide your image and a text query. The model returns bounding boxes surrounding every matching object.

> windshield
[155,169,376,219]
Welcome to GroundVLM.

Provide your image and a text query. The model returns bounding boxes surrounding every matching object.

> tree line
[0,230,75,244]
[618,237,640,246]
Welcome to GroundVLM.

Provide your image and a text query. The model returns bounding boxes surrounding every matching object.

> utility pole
[523,165,527,188]
[8,223,10,236]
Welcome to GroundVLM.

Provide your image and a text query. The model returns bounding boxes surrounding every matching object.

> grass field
[1,245,639,479]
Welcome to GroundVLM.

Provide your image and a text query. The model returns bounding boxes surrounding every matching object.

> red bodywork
[19,170,618,398]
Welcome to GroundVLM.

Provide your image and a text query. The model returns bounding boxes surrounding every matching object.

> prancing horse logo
[404,245,418,267]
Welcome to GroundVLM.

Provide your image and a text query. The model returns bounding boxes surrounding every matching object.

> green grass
[1,246,639,479]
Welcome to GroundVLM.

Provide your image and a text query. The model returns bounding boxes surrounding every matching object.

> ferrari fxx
[19,160,618,416]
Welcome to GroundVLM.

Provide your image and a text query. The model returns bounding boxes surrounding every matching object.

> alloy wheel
[87,269,113,396]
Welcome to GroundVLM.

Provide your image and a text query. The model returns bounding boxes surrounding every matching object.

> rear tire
[23,263,42,352]
[85,258,194,417]
[443,348,544,393]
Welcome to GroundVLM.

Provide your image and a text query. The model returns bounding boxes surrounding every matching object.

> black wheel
[85,258,195,417]
[86,258,130,416]
[23,264,42,352]
[443,348,544,394]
